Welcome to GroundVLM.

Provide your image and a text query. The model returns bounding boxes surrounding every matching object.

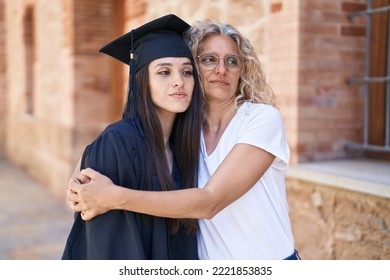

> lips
[169,92,188,98]
[210,79,229,85]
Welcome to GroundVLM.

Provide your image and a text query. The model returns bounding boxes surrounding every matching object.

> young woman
[68,19,298,260]
[62,14,204,260]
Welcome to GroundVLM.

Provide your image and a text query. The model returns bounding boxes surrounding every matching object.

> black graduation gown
[62,119,198,260]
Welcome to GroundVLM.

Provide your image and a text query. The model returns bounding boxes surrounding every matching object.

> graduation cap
[100,14,192,67]
[99,14,193,137]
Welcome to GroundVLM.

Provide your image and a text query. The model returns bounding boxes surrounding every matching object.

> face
[148,57,194,118]
[197,35,241,104]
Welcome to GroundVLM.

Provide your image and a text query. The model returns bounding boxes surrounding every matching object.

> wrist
[111,184,127,211]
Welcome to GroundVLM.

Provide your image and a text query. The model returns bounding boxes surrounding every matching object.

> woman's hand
[67,168,117,221]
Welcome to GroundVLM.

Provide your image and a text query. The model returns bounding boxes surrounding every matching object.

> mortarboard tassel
[127,33,145,138]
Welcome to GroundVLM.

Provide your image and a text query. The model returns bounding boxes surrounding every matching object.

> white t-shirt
[197,102,295,259]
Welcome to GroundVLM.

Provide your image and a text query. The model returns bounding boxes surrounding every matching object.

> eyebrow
[199,52,240,56]
[154,61,193,68]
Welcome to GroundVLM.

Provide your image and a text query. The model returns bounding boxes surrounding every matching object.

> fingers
[67,188,78,202]
[80,168,100,180]
[67,189,83,211]
[80,211,93,221]
[75,172,91,184]
[67,189,95,221]
[68,179,80,195]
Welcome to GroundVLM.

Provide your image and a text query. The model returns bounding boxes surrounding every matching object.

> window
[347,0,390,159]
[23,7,35,115]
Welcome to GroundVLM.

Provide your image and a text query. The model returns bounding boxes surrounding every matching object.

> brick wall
[5,0,119,199]
[5,1,74,198]
[267,0,367,164]
[297,0,366,162]
[267,0,301,164]
[72,0,121,165]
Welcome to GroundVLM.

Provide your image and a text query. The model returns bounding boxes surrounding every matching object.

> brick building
[0,0,389,259]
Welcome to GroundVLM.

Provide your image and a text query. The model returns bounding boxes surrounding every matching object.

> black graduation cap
[99,14,193,137]
[99,14,192,68]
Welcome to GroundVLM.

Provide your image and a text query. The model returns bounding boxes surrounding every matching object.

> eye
[226,55,239,66]
[157,70,170,76]
[200,54,217,64]
[183,70,193,77]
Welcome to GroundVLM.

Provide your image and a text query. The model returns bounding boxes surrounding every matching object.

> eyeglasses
[197,52,244,72]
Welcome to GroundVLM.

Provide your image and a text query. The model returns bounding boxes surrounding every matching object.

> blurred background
[0,0,389,259]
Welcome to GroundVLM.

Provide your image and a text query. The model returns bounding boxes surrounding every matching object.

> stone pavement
[0,158,74,260]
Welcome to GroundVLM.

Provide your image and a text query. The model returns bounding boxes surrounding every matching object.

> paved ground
[0,159,73,260]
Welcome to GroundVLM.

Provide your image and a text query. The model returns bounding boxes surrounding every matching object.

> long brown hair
[125,58,204,234]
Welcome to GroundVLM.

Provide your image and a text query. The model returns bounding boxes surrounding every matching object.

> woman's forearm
[72,168,221,219]
[113,184,219,219]
[111,143,274,219]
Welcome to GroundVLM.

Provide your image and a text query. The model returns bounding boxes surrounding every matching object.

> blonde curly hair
[184,19,275,107]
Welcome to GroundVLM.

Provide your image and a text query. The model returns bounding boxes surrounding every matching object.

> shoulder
[238,102,282,124]
[81,120,144,185]
[103,119,137,135]
[236,103,290,166]
[85,119,143,156]
[83,119,144,156]
[240,102,279,116]
[99,120,141,143]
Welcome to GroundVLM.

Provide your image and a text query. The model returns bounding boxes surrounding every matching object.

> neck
[158,114,175,146]
[203,100,237,155]
[157,111,175,173]
[204,100,236,134]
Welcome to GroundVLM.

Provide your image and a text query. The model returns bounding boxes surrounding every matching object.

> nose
[215,57,227,74]
[173,72,184,88]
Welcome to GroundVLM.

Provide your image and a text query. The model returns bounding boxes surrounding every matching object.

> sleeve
[237,105,290,169]
[80,124,136,187]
